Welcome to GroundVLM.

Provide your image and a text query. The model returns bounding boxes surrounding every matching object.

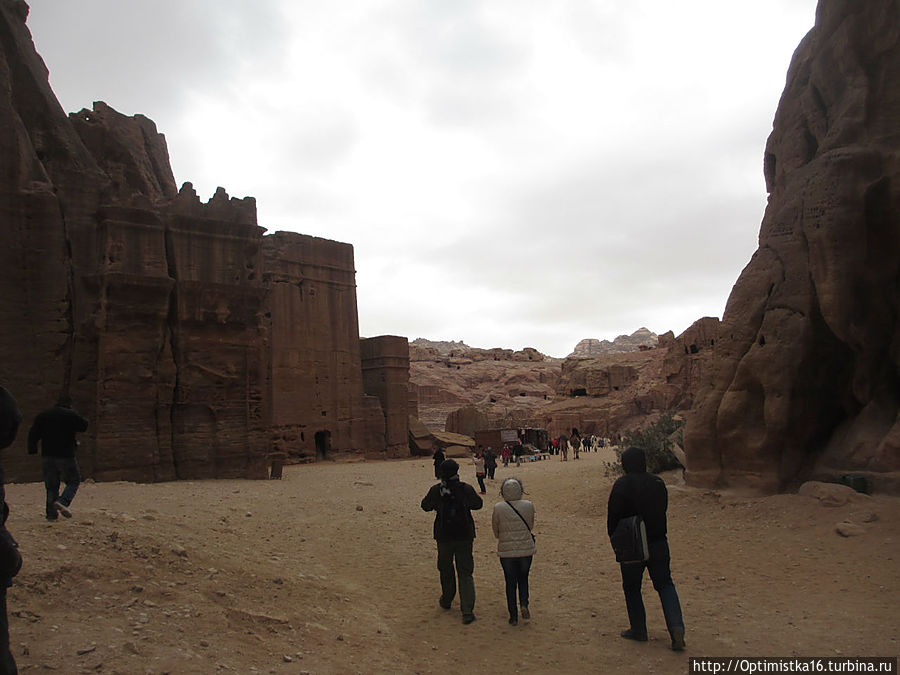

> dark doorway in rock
[315,430,331,461]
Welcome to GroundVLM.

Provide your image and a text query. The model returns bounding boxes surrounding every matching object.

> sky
[25,0,819,358]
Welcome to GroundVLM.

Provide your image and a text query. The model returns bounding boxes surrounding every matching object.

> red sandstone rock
[684,0,900,493]
[0,1,407,481]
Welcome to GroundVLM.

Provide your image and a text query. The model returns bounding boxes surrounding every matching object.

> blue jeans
[42,456,81,519]
[437,540,475,617]
[620,537,684,639]
[499,555,532,620]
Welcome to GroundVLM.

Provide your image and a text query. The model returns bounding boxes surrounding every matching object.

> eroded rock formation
[0,1,407,481]
[413,321,713,441]
[684,0,900,492]
[567,328,658,358]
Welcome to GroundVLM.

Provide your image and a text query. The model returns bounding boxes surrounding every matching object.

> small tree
[617,411,684,474]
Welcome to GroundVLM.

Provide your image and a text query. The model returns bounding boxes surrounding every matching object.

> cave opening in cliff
[315,430,331,461]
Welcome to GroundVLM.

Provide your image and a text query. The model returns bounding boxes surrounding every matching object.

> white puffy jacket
[492,482,536,558]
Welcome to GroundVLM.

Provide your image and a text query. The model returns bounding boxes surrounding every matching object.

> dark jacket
[0,386,21,451]
[421,478,483,541]
[0,504,21,587]
[484,449,497,468]
[607,447,668,542]
[27,406,88,458]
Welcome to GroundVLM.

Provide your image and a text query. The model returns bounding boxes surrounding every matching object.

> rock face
[0,1,407,481]
[684,0,900,493]
[412,322,712,440]
[567,328,658,358]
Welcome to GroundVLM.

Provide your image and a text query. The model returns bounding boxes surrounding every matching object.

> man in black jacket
[421,459,483,624]
[0,386,23,674]
[607,446,685,651]
[27,395,88,521]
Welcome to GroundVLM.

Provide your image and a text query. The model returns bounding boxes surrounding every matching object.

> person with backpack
[420,459,483,624]
[491,477,536,626]
[607,446,685,651]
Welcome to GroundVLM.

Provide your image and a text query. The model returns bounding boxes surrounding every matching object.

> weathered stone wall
[684,0,900,493]
[360,336,410,457]
[0,1,408,481]
[262,231,390,462]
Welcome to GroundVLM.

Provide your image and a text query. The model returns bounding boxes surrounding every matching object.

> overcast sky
[26,0,818,357]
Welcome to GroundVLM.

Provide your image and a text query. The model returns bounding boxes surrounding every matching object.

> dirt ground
[4,449,898,674]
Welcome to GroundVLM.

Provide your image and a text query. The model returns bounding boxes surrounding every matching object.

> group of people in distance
[0,385,89,674]
[421,443,686,652]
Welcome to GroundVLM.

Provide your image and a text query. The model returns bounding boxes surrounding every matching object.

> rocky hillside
[567,328,658,357]
[410,321,716,441]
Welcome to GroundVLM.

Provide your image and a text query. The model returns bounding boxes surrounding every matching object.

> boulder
[798,481,866,507]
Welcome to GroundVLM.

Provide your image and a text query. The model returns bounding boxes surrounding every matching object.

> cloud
[24,0,820,358]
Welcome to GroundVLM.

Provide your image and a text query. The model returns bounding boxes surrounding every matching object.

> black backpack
[438,483,470,539]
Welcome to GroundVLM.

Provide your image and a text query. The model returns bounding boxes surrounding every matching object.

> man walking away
[484,447,497,480]
[27,395,88,521]
[432,448,445,480]
[421,459,483,624]
[607,446,685,651]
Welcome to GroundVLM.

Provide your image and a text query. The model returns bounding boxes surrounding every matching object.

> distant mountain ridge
[410,338,472,355]
[567,328,658,358]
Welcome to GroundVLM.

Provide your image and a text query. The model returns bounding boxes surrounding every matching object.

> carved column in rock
[166,188,268,479]
[360,335,410,457]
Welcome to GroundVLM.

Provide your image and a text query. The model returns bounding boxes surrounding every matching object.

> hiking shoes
[462,614,476,625]
[521,606,530,620]
[620,629,648,642]
[53,501,72,518]
[671,630,686,651]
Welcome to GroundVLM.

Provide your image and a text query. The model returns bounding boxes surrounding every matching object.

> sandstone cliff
[411,320,713,441]
[0,1,406,481]
[684,0,900,493]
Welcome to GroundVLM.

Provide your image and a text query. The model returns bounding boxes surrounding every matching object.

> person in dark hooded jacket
[421,459,483,624]
[607,446,685,651]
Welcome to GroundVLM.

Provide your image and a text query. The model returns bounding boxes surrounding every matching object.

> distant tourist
[607,446,685,651]
[420,459,483,624]
[501,445,511,467]
[571,428,581,460]
[492,477,536,626]
[513,441,524,467]
[0,386,23,674]
[558,434,568,461]
[473,449,487,494]
[27,395,88,521]
[432,448,445,480]
[484,447,497,480]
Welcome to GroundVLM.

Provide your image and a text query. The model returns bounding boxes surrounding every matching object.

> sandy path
[4,451,898,673]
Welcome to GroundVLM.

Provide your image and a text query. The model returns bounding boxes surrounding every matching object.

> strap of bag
[505,500,532,533]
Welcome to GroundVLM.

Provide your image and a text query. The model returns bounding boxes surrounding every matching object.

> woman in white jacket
[491,477,536,625]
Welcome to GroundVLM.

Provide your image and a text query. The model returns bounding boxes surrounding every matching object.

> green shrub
[616,411,684,474]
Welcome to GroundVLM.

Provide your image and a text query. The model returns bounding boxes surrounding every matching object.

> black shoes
[438,598,451,610]
[509,617,517,626]
[521,606,530,620]
[671,630,686,651]
[620,629,648,642]
[462,614,476,624]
